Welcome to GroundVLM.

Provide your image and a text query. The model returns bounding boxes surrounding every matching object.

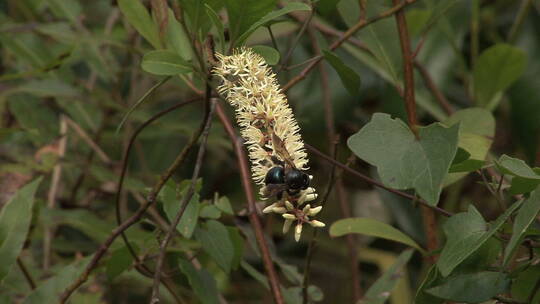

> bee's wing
[271,132,296,169]
[263,183,288,198]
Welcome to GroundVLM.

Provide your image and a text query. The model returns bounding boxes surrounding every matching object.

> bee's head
[285,169,310,190]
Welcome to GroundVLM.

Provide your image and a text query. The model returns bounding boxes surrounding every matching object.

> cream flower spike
[213,48,324,241]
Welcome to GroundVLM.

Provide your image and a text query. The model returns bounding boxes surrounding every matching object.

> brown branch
[305,144,454,217]
[282,0,417,92]
[150,96,216,303]
[216,103,285,304]
[59,100,203,304]
[393,0,418,136]
[414,61,454,115]
[393,0,438,260]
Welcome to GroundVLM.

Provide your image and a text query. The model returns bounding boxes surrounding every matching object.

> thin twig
[115,98,201,259]
[150,97,216,303]
[17,257,36,290]
[43,115,67,270]
[307,28,361,302]
[359,0,367,21]
[508,0,533,43]
[414,61,454,115]
[278,2,315,72]
[216,103,285,304]
[267,26,280,53]
[282,0,417,92]
[59,99,203,304]
[305,144,454,217]
[65,117,111,165]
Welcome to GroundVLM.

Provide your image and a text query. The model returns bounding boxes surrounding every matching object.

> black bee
[262,133,310,199]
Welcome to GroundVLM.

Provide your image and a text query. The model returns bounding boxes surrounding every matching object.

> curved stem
[216,103,285,304]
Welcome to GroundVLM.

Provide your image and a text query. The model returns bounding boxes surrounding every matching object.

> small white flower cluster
[262,187,324,242]
[213,48,325,241]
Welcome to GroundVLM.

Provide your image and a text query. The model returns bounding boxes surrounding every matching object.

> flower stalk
[214,48,325,241]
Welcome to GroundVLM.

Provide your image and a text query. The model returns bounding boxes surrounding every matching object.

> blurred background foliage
[1,0,540,303]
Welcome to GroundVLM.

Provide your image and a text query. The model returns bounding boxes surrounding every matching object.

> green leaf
[503,189,540,265]
[497,154,540,180]
[444,108,494,179]
[444,108,495,158]
[165,9,192,60]
[509,174,540,195]
[22,257,90,304]
[323,50,361,96]
[141,50,192,75]
[226,0,276,45]
[195,220,235,273]
[216,196,234,215]
[497,156,540,194]
[234,2,311,46]
[511,265,540,302]
[118,0,162,49]
[8,95,59,145]
[0,178,42,282]
[251,45,280,65]
[437,203,521,277]
[178,258,219,304]
[361,249,414,304]
[161,183,199,239]
[178,0,222,37]
[474,44,527,108]
[330,218,424,253]
[227,227,244,271]
[426,271,509,303]
[241,260,269,289]
[44,0,82,24]
[199,204,221,219]
[14,79,80,98]
[106,245,136,281]
[116,76,172,133]
[347,113,459,205]
[205,4,225,53]
[414,266,444,304]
